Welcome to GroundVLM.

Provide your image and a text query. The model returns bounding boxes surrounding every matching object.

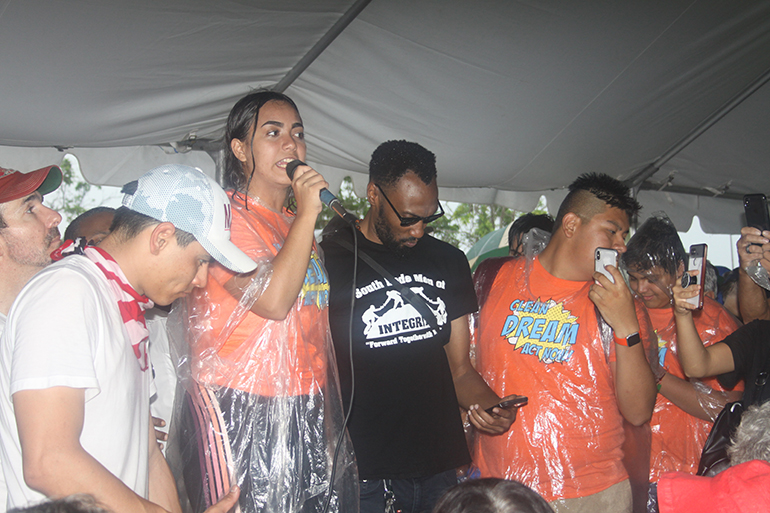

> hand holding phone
[485,395,528,415]
[594,248,618,284]
[682,244,707,309]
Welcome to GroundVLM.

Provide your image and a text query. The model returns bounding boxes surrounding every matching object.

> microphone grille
[285,160,305,180]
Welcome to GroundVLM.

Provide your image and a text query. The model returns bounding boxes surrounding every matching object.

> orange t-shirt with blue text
[188,192,328,397]
[648,298,741,482]
[474,256,628,502]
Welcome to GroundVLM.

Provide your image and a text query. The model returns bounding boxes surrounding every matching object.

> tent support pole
[272,0,374,93]
[625,65,770,189]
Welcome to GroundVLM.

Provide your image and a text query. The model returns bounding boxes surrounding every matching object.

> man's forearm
[738,269,770,322]
[613,344,656,426]
[452,366,500,410]
[24,446,167,513]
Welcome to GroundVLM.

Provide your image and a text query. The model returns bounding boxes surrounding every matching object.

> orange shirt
[648,298,741,482]
[474,256,628,502]
[187,193,328,396]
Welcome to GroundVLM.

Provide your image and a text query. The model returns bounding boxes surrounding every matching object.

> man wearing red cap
[0,164,62,508]
[0,164,63,324]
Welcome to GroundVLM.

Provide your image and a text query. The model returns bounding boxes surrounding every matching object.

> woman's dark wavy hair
[223,91,301,194]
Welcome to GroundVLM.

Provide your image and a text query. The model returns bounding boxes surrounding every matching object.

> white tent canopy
[2,0,769,233]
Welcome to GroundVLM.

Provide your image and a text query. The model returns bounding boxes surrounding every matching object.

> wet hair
[223,90,301,193]
[64,206,116,241]
[110,206,196,248]
[432,478,554,513]
[369,140,437,188]
[623,214,685,278]
[554,173,641,229]
[728,401,770,466]
[508,213,555,257]
[8,494,110,513]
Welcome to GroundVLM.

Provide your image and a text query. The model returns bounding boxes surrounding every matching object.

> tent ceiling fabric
[2,0,769,233]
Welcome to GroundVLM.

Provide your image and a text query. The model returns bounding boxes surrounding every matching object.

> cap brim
[203,237,257,274]
[0,165,62,204]
[37,166,63,195]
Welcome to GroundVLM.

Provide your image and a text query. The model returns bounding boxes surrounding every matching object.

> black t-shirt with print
[320,218,477,480]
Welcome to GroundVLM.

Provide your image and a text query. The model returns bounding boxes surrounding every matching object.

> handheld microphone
[286,160,358,224]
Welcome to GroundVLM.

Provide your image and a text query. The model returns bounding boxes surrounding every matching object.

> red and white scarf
[52,239,154,371]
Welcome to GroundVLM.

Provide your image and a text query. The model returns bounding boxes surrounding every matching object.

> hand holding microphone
[286,160,358,224]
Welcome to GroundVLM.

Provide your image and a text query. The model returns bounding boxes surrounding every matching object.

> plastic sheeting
[622,215,742,484]
[471,230,660,504]
[166,192,357,513]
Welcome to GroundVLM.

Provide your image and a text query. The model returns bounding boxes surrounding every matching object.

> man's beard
[2,226,60,268]
[374,204,419,259]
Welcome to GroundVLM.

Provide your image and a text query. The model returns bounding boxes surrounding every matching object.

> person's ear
[366,182,378,208]
[561,212,582,239]
[230,138,248,163]
[676,259,686,279]
[149,222,176,255]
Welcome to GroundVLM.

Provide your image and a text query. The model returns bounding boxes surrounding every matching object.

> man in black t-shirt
[321,141,517,513]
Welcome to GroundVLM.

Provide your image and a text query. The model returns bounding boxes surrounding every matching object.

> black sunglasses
[375,183,444,227]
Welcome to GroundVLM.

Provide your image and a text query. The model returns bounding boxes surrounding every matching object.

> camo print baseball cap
[122,164,257,273]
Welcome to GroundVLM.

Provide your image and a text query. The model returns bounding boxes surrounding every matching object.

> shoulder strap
[330,237,440,331]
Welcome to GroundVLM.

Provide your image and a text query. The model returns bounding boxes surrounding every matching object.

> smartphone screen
[595,248,618,284]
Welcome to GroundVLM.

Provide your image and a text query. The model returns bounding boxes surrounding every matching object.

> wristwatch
[614,331,641,347]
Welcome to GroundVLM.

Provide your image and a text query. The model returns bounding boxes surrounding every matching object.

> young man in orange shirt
[474,173,658,513]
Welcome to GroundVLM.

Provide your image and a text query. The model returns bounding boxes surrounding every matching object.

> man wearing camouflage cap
[0,164,254,512]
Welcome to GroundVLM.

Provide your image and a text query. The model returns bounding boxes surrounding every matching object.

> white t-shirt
[0,312,7,509]
[0,256,151,509]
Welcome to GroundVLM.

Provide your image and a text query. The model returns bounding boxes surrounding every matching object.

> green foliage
[315,177,371,229]
[448,203,517,251]
[46,156,102,225]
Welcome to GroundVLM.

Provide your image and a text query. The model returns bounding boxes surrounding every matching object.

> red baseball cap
[0,165,63,204]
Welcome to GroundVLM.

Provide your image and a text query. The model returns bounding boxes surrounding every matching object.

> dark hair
[719,267,739,299]
[223,91,301,193]
[432,479,553,513]
[110,206,196,247]
[64,206,116,241]
[8,494,110,513]
[623,214,685,278]
[554,173,641,229]
[369,140,437,188]
[508,213,555,257]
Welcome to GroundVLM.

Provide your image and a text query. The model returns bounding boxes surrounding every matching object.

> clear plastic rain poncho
[166,192,358,513]
[471,228,660,504]
[622,213,742,483]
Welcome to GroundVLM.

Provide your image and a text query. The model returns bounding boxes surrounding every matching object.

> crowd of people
[0,90,768,513]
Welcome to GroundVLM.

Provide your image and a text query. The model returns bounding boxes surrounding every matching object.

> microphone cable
[321,208,359,513]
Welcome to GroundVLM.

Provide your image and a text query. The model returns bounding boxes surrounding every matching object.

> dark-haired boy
[0,165,252,512]
[623,214,739,483]
[474,173,657,512]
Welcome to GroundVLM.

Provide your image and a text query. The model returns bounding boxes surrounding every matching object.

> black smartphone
[485,396,528,414]
[744,194,770,233]
[682,244,707,310]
